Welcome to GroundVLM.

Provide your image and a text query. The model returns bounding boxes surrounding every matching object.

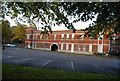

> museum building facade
[25,27,119,54]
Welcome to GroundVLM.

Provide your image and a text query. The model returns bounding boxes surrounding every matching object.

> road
[2,47,120,75]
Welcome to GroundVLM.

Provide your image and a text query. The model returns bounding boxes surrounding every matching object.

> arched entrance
[51,44,58,51]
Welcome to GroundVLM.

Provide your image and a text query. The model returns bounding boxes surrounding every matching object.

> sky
[5,14,96,31]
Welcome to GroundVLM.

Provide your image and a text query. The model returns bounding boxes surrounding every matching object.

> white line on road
[15,58,32,63]
[71,62,75,71]
[94,64,110,75]
[42,60,52,68]
[2,56,13,59]
[7,56,13,57]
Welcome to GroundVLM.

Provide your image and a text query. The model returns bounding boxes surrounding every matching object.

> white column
[61,34,64,39]
[72,34,74,40]
[71,43,74,52]
[27,35,29,39]
[66,43,68,50]
[89,44,92,52]
[40,34,42,39]
[98,44,103,53]
[67,34,69,39]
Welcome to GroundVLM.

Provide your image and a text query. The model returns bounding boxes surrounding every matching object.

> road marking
[2,56,13,59]
[7,56,13,57]
[15,58,32,63]
[94,64,109,75]
[71,62,75,71]
[42,60,52,68]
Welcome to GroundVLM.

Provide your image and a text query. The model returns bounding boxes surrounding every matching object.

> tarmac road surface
[2,47,120,75]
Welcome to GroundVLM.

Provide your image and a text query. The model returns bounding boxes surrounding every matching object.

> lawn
[2,64,119,79]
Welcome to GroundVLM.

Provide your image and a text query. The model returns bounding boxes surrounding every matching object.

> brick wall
[25,27,115,53]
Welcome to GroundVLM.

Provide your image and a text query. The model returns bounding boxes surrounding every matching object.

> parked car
[6,44,16,47]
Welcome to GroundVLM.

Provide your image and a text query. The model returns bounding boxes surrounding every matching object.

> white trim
[25,41,109,45]
[66,43,69,50]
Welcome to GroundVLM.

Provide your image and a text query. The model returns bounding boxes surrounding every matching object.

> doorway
[51,44,58,51]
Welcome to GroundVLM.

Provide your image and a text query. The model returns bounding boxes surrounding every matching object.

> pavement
[2,47,120,75]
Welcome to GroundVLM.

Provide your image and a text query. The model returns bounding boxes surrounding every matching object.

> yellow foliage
[11,24,26,42]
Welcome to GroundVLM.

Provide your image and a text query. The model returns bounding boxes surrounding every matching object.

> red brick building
[25,27,120,54]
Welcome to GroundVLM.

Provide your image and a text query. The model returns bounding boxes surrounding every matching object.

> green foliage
[2,20,11,41]
[3,64,119,79]
[2,2,120,38]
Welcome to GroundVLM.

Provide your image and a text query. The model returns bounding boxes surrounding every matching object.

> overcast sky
[5,14,96,31]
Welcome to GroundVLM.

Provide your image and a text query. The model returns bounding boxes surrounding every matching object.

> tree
[2,2,120,39]
[11,24,26,43]
[1,20,11,42]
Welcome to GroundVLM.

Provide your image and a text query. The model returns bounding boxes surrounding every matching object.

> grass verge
[2,64,119,79]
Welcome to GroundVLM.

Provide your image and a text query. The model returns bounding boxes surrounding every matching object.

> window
[82,45,86,51]
[45,43,48,48]
[80,34,84,40]
[61,34,64,39]
[61,43,63,50]
[32,42,34,47]
[89,36,93,40]
[36,35,38,39]
[40,42,42,47]
[98,35,103,40]
[46,36,48,39]
[32,35,34,39]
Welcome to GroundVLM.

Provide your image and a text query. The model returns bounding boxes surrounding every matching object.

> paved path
[2,47,120,75]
